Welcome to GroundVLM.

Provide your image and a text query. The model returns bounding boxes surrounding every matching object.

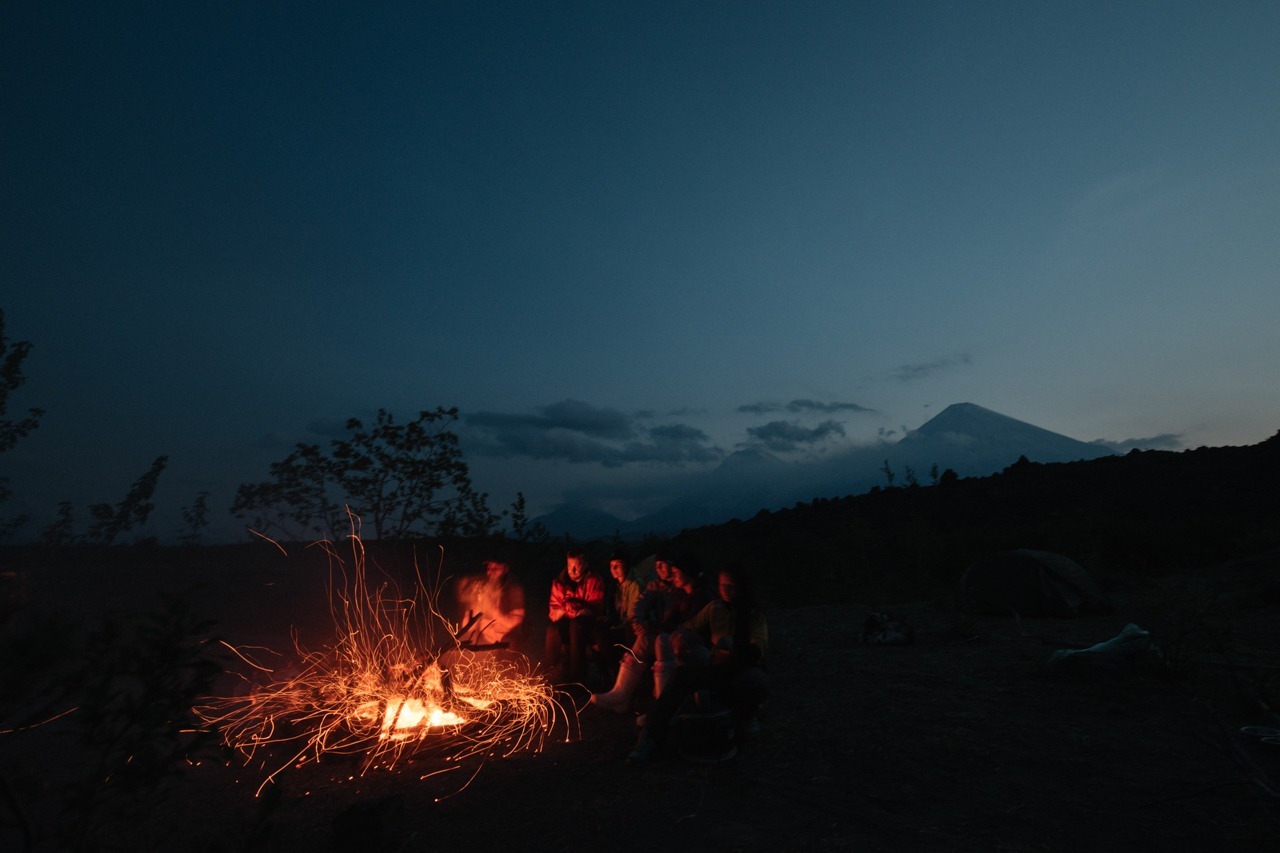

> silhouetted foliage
[86,456,169,547]
[40,501,76,548]
[0,593,221,848]
[179,490,211,546]
[0,310,43,455]
[231,407,497,541]
[0,310,44,540]
[509,491,549,544]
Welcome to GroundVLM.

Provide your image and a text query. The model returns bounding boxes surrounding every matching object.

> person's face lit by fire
[670,564,693,593]
[566,555,585,582]
[654,560,672,582]
[609,559,626,583]
[718,572,738,605]
[485,560,509,581]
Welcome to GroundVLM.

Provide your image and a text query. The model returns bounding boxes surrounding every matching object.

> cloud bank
[745,419,846,452]
[466,399,723,467]
[738,399,876,415]
[1092,433,1183,453]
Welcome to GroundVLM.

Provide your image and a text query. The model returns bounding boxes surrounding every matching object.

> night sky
[4,2,1278,542]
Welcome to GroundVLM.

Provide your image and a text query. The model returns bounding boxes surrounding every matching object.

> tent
[630,552,658,587]
[960,549,1109,617]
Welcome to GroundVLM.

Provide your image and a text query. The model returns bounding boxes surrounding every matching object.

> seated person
[544,549,606,683]
[606,550,642,652]
[457,558,526,650]
[628,562,769,763]
[591,552,711,713]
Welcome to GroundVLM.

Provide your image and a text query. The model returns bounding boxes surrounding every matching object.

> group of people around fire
[455,547,768,764]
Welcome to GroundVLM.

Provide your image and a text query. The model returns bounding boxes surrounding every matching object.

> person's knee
[655,632,675,661]
[672,629,709,667]
[632,633,654,662]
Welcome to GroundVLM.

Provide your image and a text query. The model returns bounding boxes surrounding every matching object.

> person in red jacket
[544,549,606,684]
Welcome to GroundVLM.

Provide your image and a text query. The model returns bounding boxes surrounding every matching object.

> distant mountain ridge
[533,402,1118,540]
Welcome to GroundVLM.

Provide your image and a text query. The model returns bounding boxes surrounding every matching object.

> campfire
[195,532,573,795]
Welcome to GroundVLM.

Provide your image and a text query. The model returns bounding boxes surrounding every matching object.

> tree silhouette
[0,309,44,539]
[85,456,169,546]
[509,491,549,543]
[0,309,43,453]
[231,407,497,540]
[179,491,211,546]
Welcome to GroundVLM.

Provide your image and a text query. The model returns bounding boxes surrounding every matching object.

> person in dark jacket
[628,562,768,764]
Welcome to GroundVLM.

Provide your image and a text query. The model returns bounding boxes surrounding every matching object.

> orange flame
[194,528,575,795]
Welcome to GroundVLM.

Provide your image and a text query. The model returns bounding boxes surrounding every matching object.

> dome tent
[960,550,1109,617]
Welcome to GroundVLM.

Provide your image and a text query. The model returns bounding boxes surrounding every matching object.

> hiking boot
[590,659,645,714]
[627,735,657,766]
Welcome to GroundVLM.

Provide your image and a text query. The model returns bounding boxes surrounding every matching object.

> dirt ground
[4,551,1280,852]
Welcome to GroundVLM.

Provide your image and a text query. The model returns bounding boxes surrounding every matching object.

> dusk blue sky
[4,2,1279,542]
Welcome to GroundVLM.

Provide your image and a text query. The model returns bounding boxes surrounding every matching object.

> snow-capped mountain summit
[900,403,1113,470]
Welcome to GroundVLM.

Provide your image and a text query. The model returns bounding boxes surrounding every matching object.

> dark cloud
[540,399,635,439]
[471,424,627,465]
[623,424,722,464]
[649,423,709,443]
[890,353,972,382]
[746,419,846,452]
[739,399,874,415]
[468,399,633,440]
[466,400,722,467]
[784,399,876,414]
[1093,433,1183,452]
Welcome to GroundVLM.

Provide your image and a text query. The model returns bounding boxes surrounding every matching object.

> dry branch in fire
[194,533,575,796]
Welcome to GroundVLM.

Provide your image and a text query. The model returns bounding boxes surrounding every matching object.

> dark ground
[3,546,1280,852]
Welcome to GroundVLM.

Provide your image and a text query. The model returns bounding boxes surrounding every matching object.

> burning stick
[194,531,575,795]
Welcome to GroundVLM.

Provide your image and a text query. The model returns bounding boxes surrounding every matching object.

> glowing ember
[194,529,575,795]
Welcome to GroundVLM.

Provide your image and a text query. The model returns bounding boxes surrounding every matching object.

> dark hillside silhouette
[666,430,1280,606]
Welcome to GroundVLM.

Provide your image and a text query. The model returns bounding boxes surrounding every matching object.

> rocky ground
[3,548,1280,851]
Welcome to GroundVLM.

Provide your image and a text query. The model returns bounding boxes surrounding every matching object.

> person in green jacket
[628,562,769,764]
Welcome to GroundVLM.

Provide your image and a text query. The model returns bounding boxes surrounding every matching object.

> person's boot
[652,661,676,699]
[590,658,646,713]
[627,732,658,766]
